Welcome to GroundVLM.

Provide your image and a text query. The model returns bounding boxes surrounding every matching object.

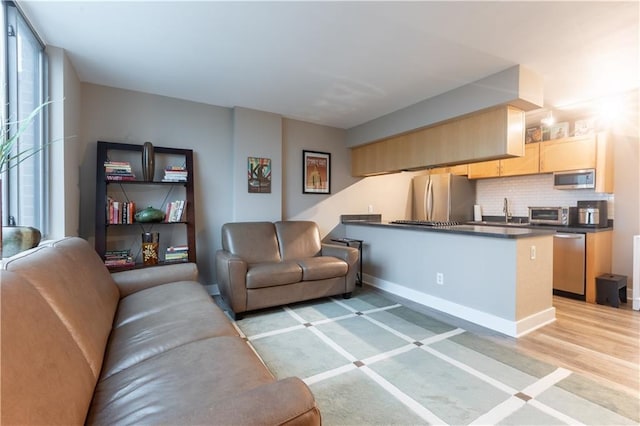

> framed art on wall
[302,150,330,194]
[247,157,271,193]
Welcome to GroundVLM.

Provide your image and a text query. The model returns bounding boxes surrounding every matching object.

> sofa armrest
[215,377,321,426]
[321,243,359,267]
[215,250,249,315]
[111,262,199,297]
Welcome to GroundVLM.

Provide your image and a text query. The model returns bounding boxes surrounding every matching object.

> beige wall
[47,48,638,292]
[47,46,82,239]
[610,90,639,287]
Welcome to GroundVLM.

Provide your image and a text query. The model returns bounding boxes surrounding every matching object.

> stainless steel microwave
[553,169,596,189]
[528,207,570,225]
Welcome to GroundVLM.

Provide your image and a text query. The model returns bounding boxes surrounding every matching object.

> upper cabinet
[351,105,525,177]
[539,135,596,172]
[468,143,540,179]
[539,132,613,193]
[467,131,613,193]
[428,164,469,175]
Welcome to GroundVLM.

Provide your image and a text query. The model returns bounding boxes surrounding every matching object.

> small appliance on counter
[528,206,570,225]
[577,200,608,227]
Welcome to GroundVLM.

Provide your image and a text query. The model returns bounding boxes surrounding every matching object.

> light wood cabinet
[468,143,539,179]
[585,231,612,304]
[594,132,614,193]
[428,164,469,175]
[539,132,613,193]
[351,138,403,176]
[539,135,596,173]
[468,160,500,178]
[351,105,525,176]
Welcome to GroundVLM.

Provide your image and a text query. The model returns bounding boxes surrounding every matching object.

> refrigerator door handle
[426,178,433,221]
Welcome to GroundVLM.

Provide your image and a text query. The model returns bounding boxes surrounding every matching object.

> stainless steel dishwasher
[553,232,586,298]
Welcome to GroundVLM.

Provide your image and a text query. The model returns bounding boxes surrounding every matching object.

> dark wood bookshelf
[95,141,196,268]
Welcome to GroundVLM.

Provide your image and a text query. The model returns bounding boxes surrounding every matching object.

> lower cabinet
[585,231,613,304]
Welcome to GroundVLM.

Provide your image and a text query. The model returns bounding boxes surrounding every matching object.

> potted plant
[1,101,52,258]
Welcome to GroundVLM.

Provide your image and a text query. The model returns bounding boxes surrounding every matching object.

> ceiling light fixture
[540,111,555,126]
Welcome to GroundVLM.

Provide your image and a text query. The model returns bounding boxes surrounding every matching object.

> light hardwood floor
[375,287,639,397]
[494,296,639,398]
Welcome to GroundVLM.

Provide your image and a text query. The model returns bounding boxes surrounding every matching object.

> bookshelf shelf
[95,141,196,270]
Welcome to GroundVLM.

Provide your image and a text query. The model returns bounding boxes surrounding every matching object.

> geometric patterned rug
[232,288,639,425]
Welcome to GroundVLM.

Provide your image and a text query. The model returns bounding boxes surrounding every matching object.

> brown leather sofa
[216,221,359,319]
[1,237,320,425]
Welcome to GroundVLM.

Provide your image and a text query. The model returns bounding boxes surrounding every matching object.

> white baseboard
[633,236,639,311]
[363,274,555,338]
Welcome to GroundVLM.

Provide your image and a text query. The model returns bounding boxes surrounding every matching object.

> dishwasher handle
[554,233,584,239]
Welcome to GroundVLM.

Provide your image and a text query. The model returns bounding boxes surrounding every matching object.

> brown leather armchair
[216,221,359,319]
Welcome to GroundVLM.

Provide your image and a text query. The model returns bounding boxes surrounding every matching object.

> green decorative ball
[135,206,165,223]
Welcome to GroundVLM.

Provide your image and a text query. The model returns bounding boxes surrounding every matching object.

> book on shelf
[105,160,136,181]
[164,200,187,222]
[106,197,135,224]
[165,245,189,262]
[162,165,188,182]
[104,249,134,269]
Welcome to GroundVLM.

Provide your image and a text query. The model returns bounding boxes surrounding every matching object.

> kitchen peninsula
[341,217,556,337]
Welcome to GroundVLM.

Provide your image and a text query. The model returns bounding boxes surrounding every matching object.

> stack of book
[106,197,135,224]
[165,245,189,263]
[104,249,134,269]
[105,161,136,181]
[164,200,186,222]
[162,166,188,182]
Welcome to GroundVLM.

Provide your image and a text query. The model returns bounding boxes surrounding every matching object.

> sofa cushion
[1,271,97,426]
[101,283,237,379]
[222,222,281,263]
[296,256,349,281]
[275,221,322,260]
[246,261,303,289]
[87,336,317,425]
[2,238,119,378]
[114,281,215,327]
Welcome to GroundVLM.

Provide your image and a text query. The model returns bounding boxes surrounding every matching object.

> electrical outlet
[368,205,374,213]
[436,272,444,285]
[530,245,536,260]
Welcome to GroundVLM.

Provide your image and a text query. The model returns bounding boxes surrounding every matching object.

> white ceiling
[18,1,640,129]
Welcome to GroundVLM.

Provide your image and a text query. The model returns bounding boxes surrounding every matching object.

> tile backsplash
[476,174,614,219]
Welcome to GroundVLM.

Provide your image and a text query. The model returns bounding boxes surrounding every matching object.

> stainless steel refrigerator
[412,174,476,222]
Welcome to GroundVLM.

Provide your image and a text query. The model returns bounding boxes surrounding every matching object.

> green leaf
[0,101,53,174]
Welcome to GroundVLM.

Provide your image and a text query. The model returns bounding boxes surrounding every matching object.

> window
[2,1,48,232]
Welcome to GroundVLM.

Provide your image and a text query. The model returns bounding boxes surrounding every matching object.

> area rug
[232,289,639,425]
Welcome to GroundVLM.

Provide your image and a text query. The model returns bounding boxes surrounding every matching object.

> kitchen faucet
[503,197,512,223]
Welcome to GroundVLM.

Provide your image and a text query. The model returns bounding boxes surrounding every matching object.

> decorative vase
[1,225,41,258]
[134,206,165,223]
[142,141,155,182]
[141,232,159,265]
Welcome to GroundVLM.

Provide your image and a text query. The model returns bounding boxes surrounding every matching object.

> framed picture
[302,150,330,194]
[574,118,595,136]
[247,157,271,193]
[549,122,569,140]
[525,126,542,143]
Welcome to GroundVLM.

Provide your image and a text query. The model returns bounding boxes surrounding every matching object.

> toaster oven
[528,207,569,225]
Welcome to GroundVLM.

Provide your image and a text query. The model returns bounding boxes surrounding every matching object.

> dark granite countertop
[465,221,613,233]
[343,220,556,239]
[340,214,612,238]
